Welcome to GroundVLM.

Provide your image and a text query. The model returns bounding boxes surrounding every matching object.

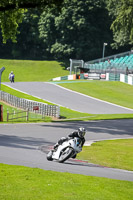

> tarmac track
[0,120,133,181]
[1,82,133,181]
[3,82,133,114]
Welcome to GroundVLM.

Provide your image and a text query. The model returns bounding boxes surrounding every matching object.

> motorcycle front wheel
[47,150,53,161]
[59,147,73,163]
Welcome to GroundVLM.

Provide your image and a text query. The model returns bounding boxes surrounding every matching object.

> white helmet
[78,127,86,138]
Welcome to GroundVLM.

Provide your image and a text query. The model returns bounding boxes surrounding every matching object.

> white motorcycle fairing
[47,137,82,163]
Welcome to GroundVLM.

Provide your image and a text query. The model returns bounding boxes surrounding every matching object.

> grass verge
[77,139,133,171]
[59,81,133,109]
[0,163,133,200]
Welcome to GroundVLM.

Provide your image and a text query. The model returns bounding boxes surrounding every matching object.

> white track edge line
[47,82,133,112]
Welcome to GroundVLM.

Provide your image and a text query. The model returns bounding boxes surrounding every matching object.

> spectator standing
[9,71,15,83]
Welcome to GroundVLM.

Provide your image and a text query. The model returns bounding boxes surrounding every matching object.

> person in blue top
[9,71,15,83]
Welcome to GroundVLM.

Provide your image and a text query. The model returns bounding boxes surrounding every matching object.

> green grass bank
[59,81,133,109]
[0,59,69,82]
[78,139,133,171]
[0,163,132,200]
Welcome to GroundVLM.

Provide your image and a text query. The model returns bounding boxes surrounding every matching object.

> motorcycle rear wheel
[59,147,73,163]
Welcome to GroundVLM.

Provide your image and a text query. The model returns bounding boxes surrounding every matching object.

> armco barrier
[0,91,60,118]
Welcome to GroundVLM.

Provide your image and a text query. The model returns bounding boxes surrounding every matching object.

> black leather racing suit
[55,131,85,158]
[68,131,85,147]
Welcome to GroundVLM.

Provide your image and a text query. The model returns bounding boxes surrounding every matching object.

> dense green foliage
[0,0,132,60]
[106,0,133,48]
[0,8,24,43]
[39,0,113,60]
[0,0,62,43]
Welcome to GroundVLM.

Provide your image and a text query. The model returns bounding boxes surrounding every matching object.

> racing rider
[54,127,86,158]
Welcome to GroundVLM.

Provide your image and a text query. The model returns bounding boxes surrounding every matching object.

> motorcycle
[46,137,82,163]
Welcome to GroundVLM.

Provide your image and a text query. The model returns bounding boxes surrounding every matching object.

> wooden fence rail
[7,109,29,122]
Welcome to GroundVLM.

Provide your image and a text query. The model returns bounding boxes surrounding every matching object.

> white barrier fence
[0,91,60,118]
[120,74,133,85]
[106,73,133,85]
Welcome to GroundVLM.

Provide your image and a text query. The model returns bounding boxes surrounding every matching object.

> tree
[0,0,63,43]
[106,0,133,48]
[0,9,52,60]
[11,9,49,60]
[0,9,24,43]
[39,0,113,60]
